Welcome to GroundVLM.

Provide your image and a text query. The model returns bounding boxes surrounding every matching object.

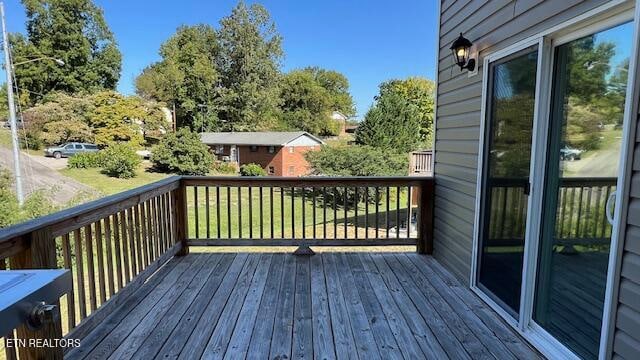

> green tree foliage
[305,145,408,177]
[101,143,141,178]
[356,91,423,153]
[239,163,266,176]
[217,2,283,131]
[0,167,56,228]
[151,128,214,175]
[12,0,122,105]
[21,92,166,147]
[279,67,354,135]
[136,25,220,131]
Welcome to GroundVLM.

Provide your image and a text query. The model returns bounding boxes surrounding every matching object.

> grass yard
[60,165,170,196]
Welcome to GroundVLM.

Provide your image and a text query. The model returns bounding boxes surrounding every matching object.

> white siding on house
[286,135,324,147]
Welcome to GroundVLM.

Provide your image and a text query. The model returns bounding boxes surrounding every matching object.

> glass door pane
[477,48,538,317]
[534,21,632,359]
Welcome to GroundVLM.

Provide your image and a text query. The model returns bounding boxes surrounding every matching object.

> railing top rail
[0,176,182,247]
[181,175,434,187]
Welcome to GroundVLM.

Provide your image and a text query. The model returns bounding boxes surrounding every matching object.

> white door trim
[469,2,636,359]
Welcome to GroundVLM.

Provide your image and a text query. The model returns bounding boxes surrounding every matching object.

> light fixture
[450,33,475,72]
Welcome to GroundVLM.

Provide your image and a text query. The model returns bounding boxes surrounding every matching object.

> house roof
[200,131,325,146]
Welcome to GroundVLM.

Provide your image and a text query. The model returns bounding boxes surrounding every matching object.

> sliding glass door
[533,21,632,359]
[476,47,538,317]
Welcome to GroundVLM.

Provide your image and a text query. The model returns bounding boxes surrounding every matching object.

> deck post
[9,226,64,360]
[174,179,189,256]
[417,179,434,254]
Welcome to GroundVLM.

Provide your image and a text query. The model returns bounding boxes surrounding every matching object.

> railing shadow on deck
[0,175,434,360]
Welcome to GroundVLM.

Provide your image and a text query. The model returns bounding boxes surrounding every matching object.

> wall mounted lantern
[450,33,475,72]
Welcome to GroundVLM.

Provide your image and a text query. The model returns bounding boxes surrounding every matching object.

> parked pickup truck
[44,142,99,159]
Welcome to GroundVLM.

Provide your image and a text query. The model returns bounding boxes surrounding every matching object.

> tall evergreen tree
[12,0,122,104]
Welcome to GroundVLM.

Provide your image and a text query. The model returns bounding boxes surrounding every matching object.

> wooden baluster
[194,187,199,240]
[227,187,231,239]
[126,208,138,277]
[164,193,172,248]
[333,187,337,240]
[302,187,306,239]
[131,207,142,274]
[575,187,584,239]
[291,187,295,238]
[343,188,348,239]
[249,187,253,239]
[104,216,115,297]
[396,186,401,239]
[139,203,149,267]
[174,184,189,256]
[322,187,327,239]
[375,187,379,239]
[112,214,123,291]
[386,187,390,239]
[365,188,369,240]
[84,224,97,312]
[145,200,155,262]
[406,186,411,239]
[312,188,317,240]
[280,187,285,238]
[206,187,211,240]
[354,188,358,239]
[270,187,274,238]
[602,185,612,238]
[61,233,76,329]
[94,220,107,305]
[155,196,164,255]
[584,187,593,239]
[73,229,87,319]
[260,187,264,240]
[216,186,221,239]
[119,211,131,284]
[238,187,242,239]
[593,186,603,238]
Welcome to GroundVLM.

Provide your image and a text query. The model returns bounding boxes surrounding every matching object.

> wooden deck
[65,252,540,360]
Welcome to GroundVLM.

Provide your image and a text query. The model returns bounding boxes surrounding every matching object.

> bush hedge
[151,128,213,175]
[67,151,103,169]
[101,143,141,178]
[239,163,266,176]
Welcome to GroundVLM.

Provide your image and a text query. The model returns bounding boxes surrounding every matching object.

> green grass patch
[60,165,169,196]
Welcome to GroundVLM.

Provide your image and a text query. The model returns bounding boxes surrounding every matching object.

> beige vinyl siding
[433,0,613,282]
[611,109,640,359]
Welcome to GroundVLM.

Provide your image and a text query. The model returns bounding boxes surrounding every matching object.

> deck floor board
[68,252,541,360]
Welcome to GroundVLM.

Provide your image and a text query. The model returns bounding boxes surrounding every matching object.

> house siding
[611,83,640,359]
[434,0,615,282]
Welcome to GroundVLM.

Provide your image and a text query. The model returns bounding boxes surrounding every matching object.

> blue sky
[1,0,438,118]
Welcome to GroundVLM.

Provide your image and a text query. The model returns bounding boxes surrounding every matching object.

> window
[250,145,258,152]
[268,146,276,154]
[216,145,224,154]
[64,144,74,150]
[288,166,295,176]
[85,145,98,150]
[268,166,275,175]
[75,144,83,149]
[288,147,294,153]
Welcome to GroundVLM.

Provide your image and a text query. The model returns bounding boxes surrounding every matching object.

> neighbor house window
[288,147,294,153]
[268,146,276,154]
[250,145,258,152]
[216,145,224,154]
[268,166,275,175]
[288,166,295,176]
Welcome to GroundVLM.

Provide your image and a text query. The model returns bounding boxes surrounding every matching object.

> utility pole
[1,2,24,205]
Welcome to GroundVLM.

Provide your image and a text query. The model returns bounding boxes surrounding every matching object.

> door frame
[470,1,638,359]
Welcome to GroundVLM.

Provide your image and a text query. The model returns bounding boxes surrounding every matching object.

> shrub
[67,151,103,169]
[151,128,214,175]
[306,144,408,177]
[212,161,237,174]
[101,143,141,178]
[240,163,267,176]
[20,131,44,150]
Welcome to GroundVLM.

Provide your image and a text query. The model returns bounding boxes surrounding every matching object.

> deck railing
[487,177,617,246]
[409,150,433,175]
[0,175,434,360]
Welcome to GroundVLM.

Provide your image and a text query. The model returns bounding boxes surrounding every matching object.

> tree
[279,67,355,135]
[376,77,435,146]
[151,128,214,175]
[12,0,122,105]
[356,91,423,153]
[135,25,220,130]
[101,143,141,178]
[216,1,283,131]
[306,145,408,177]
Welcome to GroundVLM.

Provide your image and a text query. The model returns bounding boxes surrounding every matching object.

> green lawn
[0,129,41,156]
[60,165,170,196]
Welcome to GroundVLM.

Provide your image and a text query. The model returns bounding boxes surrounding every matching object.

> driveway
[0,147,96,205]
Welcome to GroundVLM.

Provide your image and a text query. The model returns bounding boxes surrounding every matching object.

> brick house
[200,131,324,176]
